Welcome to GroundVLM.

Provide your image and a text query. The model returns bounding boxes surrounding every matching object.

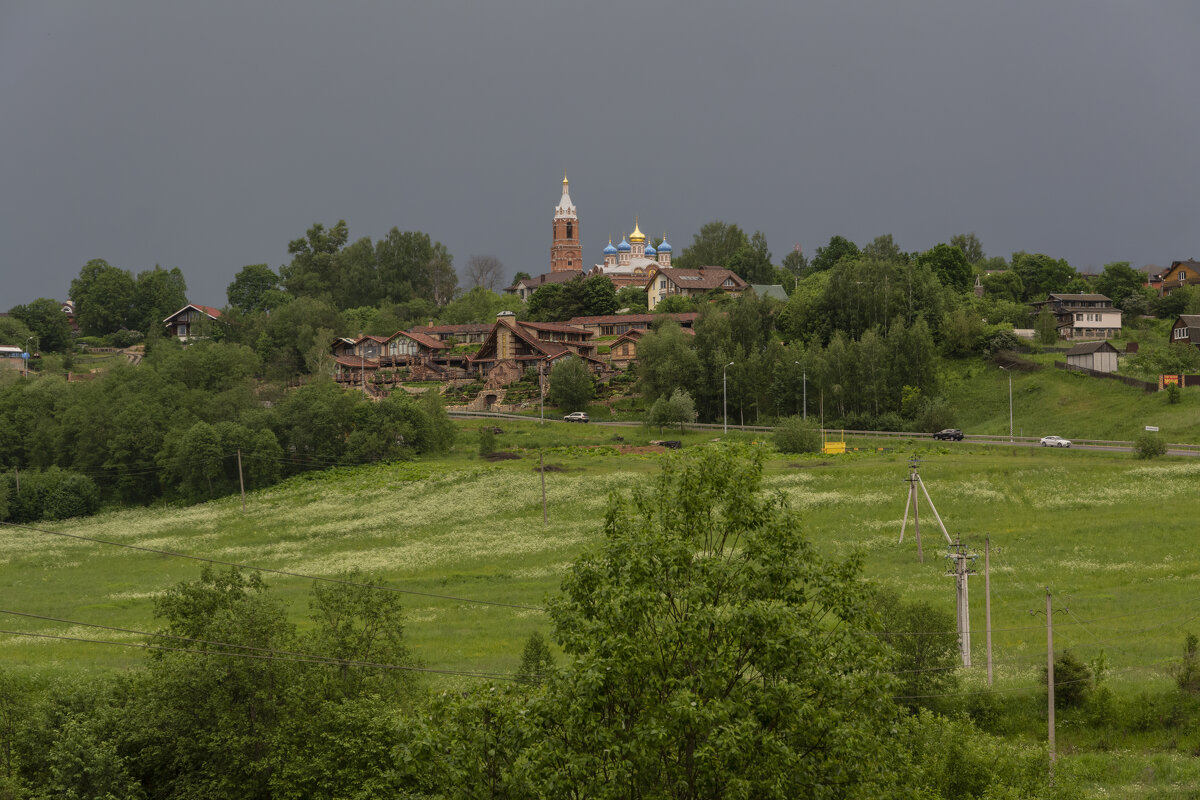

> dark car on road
[933,429,964,441]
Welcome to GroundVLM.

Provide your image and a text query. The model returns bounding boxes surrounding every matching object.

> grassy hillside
[944,356,1200,442]
[4,425,1199,691]
[6,421,1200,794]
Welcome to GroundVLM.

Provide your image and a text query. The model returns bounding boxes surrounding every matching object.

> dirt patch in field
[535,464,567,473]
[484,451,521,461]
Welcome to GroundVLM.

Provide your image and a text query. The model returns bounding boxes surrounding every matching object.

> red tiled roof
[162,303,223,323]
[333,356,378,368]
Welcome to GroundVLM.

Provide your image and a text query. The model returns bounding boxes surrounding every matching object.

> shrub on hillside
[478,426,496,457]
[774,415,821,453]
[1174,633,1200,694]
[1044,650,1091,709]
[1135,432,1167,459]
[0,468,100,523]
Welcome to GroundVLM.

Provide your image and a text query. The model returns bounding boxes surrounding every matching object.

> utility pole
[1046,588,1055,773]
[540,450,547,525]
[985,535,993,686]
[723,361,734,434]
[237,449,246,513]
[945,538,977,667]
[1032,587,1062,778]
[899,458,953,562]
[803,369,807,422]
[539,362,545,425]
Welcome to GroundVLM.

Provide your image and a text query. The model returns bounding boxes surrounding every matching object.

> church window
[566,222,573,239]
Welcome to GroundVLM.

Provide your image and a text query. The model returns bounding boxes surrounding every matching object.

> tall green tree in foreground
[523,446,903,798]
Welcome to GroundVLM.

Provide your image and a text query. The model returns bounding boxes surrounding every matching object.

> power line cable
[0,519,544,612]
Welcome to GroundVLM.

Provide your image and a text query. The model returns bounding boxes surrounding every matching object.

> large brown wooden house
[469,312,605,385]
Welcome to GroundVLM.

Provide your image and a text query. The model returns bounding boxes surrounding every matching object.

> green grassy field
[4,374,1200,795]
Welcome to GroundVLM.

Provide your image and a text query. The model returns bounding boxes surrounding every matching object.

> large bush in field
[774,415,821,453]
[0,468,100,522]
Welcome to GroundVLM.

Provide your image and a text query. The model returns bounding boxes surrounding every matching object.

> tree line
[0,339,455,521]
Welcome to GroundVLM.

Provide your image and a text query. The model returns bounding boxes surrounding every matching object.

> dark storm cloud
[2,1,1197,306]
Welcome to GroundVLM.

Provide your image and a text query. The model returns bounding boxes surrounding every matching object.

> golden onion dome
[629,217,646,242]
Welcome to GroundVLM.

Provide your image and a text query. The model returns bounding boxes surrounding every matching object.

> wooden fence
[1053,361,1158,392]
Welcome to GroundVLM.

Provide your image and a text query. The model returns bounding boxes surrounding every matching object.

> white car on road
[1039,435,1071,447]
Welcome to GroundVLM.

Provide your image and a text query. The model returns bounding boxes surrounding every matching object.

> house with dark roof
[163,304,222,341]
[1065,340,1120,373]
[644,267,747,310]
[1028,294,1122,340]
[504,269,584,302]
[1159,260,1200,296]
[1170,315,1200,349]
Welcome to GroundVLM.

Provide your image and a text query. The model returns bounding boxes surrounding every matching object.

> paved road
[448,411,1200,457]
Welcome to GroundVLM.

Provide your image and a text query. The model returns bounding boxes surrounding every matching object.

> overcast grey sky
[2,2,1197,307]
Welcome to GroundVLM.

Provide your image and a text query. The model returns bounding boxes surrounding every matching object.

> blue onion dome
[617,236,632,252]
[645,243,657,256]
[657,236,672,253]
[603,239,618,255]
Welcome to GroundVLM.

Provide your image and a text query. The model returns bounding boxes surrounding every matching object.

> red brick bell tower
[551,175,582,273]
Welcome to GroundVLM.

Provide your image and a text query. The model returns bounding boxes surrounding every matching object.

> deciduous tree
[674,220,748,270]
[70,259,136,336]
[226,264,280,313]
[464,254,505,291]
[8,298,72,353]
[547,356,594,411]
[524,446,903,798]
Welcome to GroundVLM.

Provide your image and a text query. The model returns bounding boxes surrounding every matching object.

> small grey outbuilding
[1065,340,1120,373]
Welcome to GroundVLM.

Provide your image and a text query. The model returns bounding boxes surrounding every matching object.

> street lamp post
[1000,366,1013,441]
[794,361,807,421]
[23,337,37,379]
[723,361,734,434]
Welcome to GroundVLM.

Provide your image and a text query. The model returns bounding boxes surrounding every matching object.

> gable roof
[1046,293,1112,303]
[388,330,449,350]
[163,303,222,323]
[648,268,747,291]
[1065,341,1119,356]
[1175,315,1200,328]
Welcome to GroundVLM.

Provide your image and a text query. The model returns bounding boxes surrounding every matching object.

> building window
[566,222,573,239]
